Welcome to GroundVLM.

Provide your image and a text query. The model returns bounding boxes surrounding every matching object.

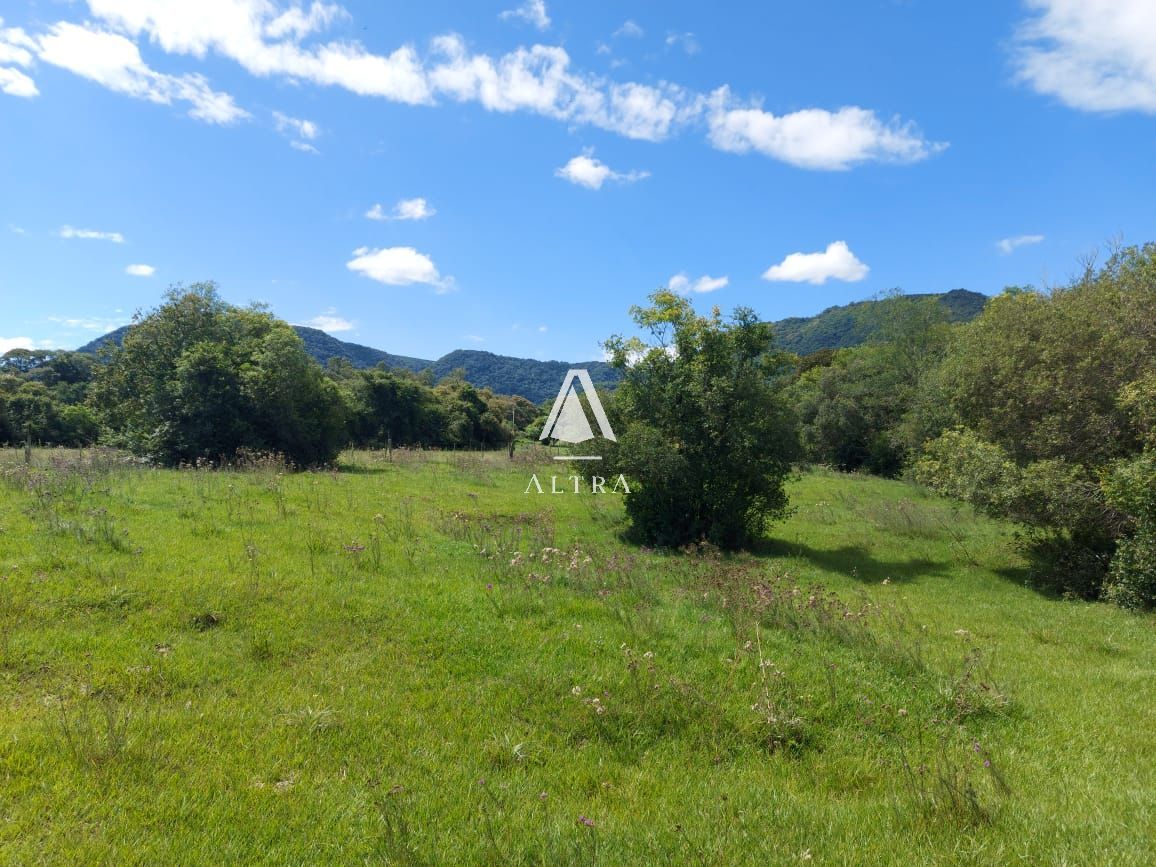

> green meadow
[0,448,1152,864]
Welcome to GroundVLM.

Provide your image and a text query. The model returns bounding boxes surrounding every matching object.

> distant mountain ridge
[76,289,988,402]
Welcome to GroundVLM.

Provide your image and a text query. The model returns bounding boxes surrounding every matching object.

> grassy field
[0,448,1152,864]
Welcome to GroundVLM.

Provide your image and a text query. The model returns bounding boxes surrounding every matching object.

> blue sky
[2,0,1155,362]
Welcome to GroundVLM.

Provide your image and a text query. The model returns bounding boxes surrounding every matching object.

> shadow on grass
[753,538,950,583]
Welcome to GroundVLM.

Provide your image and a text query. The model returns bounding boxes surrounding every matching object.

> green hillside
[773,289,987,356]
[75,289,987,400]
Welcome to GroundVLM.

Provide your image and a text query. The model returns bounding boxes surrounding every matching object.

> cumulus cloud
[85,0,430,104]
[762,241,869,285]
[428,34,697,142]
[60,225,125,243]
[13,3,942,168]
[0,336,35,354]
[125,263,155,276]
[555,151,649,189]
[365,197,436,221]
[707,87,945,171]
[0,19,38,96]
[997,234,1045,254]
[305,309,354,332]
[500,0,550,31]
[346,245,453,291]
[1013,0,1156,113]
[0,67,36,97]
[35,21,248,124]
[669,272,728,293]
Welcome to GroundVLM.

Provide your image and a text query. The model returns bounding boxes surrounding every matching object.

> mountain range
[76,289,988,403]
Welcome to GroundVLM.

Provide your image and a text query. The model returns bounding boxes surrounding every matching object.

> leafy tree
[89,283,347,466]
[604,291,798,549]
[915,244,1156,604]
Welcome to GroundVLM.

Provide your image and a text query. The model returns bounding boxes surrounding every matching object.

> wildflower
[577,815,595,828]
[983,759,992,768]
[972,741,982,753]
[897,708,908,717]
[571,685,582,696]
[538,791,548,801]
[486,583,493,591]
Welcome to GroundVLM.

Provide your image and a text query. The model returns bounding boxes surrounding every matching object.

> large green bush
[603,291,798,549]
[914,245,1156,606]
[89,284,347,466]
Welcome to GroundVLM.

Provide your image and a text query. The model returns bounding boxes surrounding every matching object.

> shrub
[603,291,797,549]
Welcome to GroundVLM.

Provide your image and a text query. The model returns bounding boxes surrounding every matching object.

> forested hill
[772,289,987,355]
[76,289,987,401]
[77,325,619,403]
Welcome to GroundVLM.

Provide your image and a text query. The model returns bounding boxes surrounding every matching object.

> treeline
[0,285,538,464]
[788,244,1156,609]
[6,245,1155,610]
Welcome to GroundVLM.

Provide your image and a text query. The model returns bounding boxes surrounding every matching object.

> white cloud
[305,309,354,332]
[500,0,550,31]
[366,197,436,221]
[997,234,1045,254]
[0,67,37,97]
[1,19,37,95]
[86,0,430,104]
[35,22,248,123]
[273,111,320,152]
[614,20,644,39]
[707,87,945,170]
[125,263,155,276]
[537,324,548,332]
[8,224,27,235]
[1013,0,1156,113]
[555,151,649,189]
[14,4,940,168]
[669,272,728,293]
[464,334,485,342]
[346,246,453,291]
[762,241,869,285]
[665,32,700,55]
[273,110,318,138]
[60,225,125,243]
[0,336,35,354]
[428,34,697,142]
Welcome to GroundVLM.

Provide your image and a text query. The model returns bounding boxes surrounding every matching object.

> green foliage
[913,245,1156,605]
[604,291,798,548]
[772,288,985,356]
[0,351,97,446]
[82,324,621,404]
[88,283,347,466]
[790,294,955,475]
[1101,452,1156,609]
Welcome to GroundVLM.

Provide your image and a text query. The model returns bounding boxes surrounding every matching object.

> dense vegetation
[8,246,1156,609]
[81,323,621,404]
[789,245,1156,609]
